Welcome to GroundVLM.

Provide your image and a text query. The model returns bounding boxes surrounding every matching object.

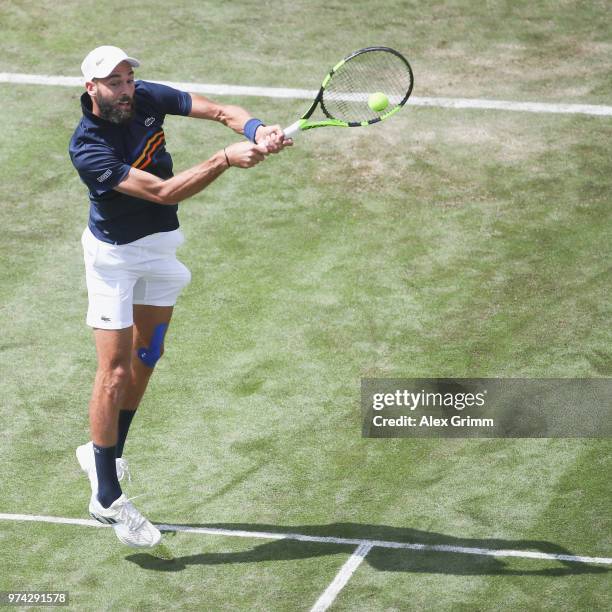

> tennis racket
[283,46,414,139]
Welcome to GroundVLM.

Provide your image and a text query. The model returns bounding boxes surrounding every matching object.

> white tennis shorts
[82,227,191,330]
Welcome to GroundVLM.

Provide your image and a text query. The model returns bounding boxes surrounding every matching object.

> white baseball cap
[81,45,140,82]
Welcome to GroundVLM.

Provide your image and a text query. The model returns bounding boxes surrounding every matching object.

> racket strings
[322,49,412,123]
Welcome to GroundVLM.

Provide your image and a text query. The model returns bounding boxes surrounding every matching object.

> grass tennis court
[0,1,610,610]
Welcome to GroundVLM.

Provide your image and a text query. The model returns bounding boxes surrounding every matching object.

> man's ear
[85,80,97,98]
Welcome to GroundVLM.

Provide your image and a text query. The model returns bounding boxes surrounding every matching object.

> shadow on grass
[125,522,610,575]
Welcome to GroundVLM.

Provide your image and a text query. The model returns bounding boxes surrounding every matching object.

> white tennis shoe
[76,441,131,494]
[89,493,162,548]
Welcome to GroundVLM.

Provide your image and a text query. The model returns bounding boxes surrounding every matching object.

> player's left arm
[188,93,290,151]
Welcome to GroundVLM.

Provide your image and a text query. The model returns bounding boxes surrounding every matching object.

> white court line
[1,512,611,565]
[1,72,611,116]
[310,542,373,612]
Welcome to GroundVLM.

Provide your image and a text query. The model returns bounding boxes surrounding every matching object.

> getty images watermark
[361,379,612,438]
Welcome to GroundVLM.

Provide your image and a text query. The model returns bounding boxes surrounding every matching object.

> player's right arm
[114,140,269,205]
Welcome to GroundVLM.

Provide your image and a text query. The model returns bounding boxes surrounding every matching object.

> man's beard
[97,93,135,124]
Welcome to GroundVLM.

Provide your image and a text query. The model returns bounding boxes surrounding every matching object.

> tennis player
[69,45,291,547]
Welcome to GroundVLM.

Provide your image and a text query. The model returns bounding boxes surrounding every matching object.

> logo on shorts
[101,316,111,322]
[145,117,155,126]
[97,169,112,183]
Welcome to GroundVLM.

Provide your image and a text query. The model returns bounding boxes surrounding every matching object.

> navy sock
[93,443,122,508]
[116,410,136,458]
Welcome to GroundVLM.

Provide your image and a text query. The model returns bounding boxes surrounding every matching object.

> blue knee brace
[137,323,168,367]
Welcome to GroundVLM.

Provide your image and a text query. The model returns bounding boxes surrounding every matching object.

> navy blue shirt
[69,80,193,244]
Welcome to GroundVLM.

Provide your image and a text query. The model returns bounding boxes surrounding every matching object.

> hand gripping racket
[283,46,414,139]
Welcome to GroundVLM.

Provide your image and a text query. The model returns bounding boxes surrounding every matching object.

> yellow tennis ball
[368,92,389,112]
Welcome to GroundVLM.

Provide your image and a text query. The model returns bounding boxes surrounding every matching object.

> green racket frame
[283,46,413,137]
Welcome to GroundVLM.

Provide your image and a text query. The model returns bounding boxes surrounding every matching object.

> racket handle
[283,120,302,139]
